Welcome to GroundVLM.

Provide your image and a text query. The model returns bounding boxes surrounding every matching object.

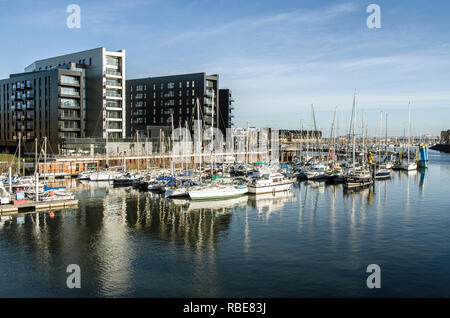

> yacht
[247,169,293,194]
[375,166,392,179]
[188,184,248,200]
[399,161,417,171]
[344,170,373,189]
[304,163,328,180]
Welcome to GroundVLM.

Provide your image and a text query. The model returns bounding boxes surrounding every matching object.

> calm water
[1,150,450,298]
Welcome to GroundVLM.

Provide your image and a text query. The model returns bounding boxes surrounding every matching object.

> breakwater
[430,144,450,153]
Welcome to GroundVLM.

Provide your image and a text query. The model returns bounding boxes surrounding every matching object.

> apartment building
[126,73,219,138]
[0,63,85,153]
[25,47,126,139]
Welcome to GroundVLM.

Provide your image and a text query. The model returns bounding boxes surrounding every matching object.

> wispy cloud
[162,2,358,44]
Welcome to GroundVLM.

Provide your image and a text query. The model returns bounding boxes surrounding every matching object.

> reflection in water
[3,153,450,298]
[248,191,296,223]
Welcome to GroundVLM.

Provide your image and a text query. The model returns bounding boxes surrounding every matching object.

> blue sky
[0,0,449,136]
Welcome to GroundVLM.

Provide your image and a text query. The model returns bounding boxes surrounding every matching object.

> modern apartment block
[25,47,126,139]
[218,89,234,135]
[126,73,219,138]
[0,63,85,153]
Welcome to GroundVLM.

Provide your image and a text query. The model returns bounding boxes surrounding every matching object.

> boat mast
[385,113,388,158]
[407,101,411,164]
[171,113,174,176]
[196,97,202,182]
[44,136,47,183]
[18,132,21,176]
[378,111,383,167]
[351,92,357,174]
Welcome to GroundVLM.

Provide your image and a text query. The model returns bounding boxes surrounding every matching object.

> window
[186,81,190,88]
[192,81,195,87]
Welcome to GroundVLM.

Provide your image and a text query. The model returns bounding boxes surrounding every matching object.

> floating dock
[0,199,78,215]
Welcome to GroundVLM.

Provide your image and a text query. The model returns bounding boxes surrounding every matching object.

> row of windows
[130,81,196,92]
[131,98,197,108]
[133,89,198,100]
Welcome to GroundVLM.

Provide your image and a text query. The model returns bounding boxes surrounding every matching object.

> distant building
[441,130,450,144]
[126,73,221,138]
[24,47,126,139]
[279,129,322,142]
[0,63,86,153]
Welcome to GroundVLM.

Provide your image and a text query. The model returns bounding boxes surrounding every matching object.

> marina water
[1,150,449,297]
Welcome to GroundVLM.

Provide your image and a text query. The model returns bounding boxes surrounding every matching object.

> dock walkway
[0,199,78,215]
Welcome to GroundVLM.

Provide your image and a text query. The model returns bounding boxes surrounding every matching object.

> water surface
[1,150,449,297]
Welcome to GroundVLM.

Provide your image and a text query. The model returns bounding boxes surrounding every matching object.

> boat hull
[248,182,293,194]
[188,187,248,200]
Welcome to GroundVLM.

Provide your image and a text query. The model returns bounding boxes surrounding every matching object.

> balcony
[60,98,80,109]
[59,87,80,98]
[105,68,122,77]
[59,79,80,87]
[59,122,81,131]
[105,90,122,99]
[104,79,122,88]
[106,57,120,67]
[59,115,81,121]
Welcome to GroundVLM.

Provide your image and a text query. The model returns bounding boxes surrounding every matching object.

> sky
[0,0,449,136]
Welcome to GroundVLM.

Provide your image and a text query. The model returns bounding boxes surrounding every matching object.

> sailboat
[399,102,417,171]
[344,91,373,189]
[375,111,392,179]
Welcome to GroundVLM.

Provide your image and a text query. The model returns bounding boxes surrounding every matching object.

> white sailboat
[399,102,417,171]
